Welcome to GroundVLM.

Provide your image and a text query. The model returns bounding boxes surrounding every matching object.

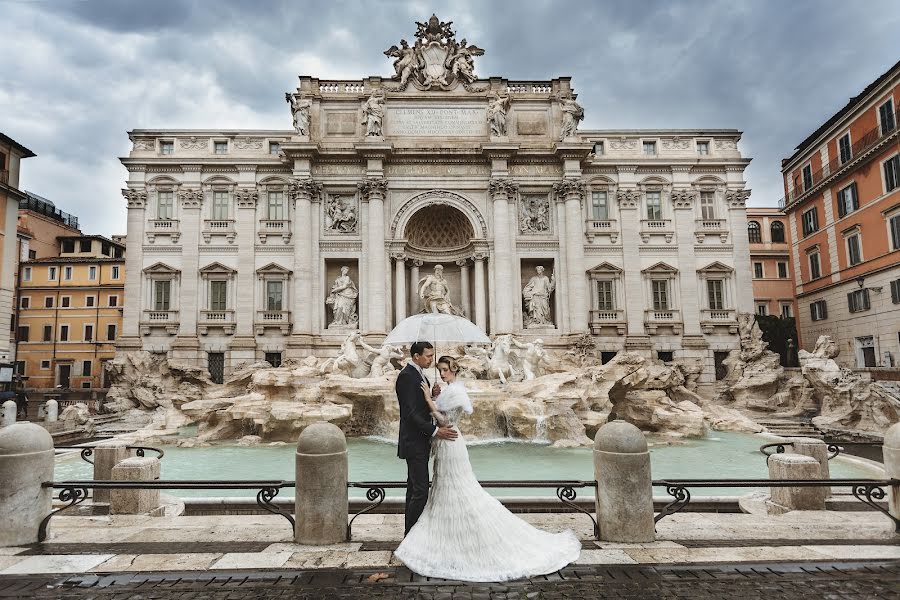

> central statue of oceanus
[418,264,464,316]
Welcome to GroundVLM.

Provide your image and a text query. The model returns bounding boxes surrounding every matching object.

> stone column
[489,179,517,334]
[393,253,407,325]
[616,185,648,344]
[593,421,654,542]
[473,255,488,332]
[554,179,589,333]
[457,259,471,319]
[0,423,54,546]
[0,401,15,427]
[295,423,348,544]
[176,186,203,338]
[727,189,754,313]
[409,260,422,315]
[120,189,147,344]
[110,457,161,515]
[359,178,389,335]
[92,441,129,504]
[289,179,320,339]
[671,189,702,336]
[231,186,260,362]
[881,423,899,527]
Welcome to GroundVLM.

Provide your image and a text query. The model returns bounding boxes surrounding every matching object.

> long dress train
[394,381,581,582]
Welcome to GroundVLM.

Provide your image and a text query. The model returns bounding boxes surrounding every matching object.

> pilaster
[489,178,517,334]
[289,177,321,341]
[671,188,701,336]
[359,177,389,335]
[553,178,588,333]
[726,188,754,313]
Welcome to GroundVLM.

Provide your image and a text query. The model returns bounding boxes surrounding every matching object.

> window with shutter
[891,279,900,304]
[210,281,227,310]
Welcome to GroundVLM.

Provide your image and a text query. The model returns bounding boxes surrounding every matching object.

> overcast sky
[2,0,898,236]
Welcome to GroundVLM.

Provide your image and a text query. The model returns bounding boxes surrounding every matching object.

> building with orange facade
[781,59,900,368]
[16,235,125,389]
[747,206,797,326]
[1,133,36,374]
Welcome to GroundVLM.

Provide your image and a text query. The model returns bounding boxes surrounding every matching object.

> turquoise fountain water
[53,431,881,498]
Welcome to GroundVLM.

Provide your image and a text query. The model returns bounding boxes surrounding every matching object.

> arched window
[770,221,785,243]
[747,221,762,243]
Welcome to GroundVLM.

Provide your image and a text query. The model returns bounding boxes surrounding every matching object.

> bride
[393,355,581,582]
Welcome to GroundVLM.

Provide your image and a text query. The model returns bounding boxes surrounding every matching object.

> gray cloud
[1,0,898,235]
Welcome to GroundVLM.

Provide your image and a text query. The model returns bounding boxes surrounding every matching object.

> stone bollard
[1,400,16,427]
[768,453,825,511]
[92,441,129,504]
[110,457,160,515]
[295,423,348,544]
[45,399,58,423]
[786,437,830,480]
[593,421,655,542]
[0,423,54,546]
[884,423,900,532]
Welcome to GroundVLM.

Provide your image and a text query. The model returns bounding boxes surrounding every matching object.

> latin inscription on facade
[388,107,486,137]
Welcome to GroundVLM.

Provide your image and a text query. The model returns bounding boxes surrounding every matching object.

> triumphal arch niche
[121,14,753,391]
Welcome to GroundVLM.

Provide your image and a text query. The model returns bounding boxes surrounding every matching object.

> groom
[396,341,458,535]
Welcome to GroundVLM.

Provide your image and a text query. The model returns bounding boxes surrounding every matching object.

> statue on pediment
[384,15,485,90]
[558,93,584,140]
[286,93,312,136]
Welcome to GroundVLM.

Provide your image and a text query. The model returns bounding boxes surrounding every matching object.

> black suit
[396,363,437,534]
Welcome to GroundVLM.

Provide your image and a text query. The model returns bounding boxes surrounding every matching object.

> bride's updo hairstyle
[437,355,459,373]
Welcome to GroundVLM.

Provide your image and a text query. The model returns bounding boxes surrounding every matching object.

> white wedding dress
[393,381,581,582]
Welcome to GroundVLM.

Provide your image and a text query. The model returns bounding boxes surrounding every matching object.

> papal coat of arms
[383,14,485,90]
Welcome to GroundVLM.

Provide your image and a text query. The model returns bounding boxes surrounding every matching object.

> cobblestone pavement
[1,561,898,599]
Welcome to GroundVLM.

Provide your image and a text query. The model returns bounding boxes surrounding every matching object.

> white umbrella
[383,312,491,379]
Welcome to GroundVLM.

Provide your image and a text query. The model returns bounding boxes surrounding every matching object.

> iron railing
[652,478,899,533]
[55,445,165,465]
[759,440,879,464]
[780,108,900,209]
[18,196,79,229]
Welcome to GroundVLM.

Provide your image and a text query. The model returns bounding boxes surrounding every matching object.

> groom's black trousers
[405,453,430,535]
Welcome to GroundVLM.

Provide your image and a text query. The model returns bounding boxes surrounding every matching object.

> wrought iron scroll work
[654,484,691,526]
[130,446,165,460]
[39,486,89,542]
[347,487,386,539]
[556,486,600,540]
[256,486,295,534]
[852,484,899,533]
[80,448,94,465]
[826,444,842,460]
[760,442,790,465]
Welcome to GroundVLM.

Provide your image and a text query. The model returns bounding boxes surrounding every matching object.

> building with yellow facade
[1,133,36,375]
[16,235,125,389]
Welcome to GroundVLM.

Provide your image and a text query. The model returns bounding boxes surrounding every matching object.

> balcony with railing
[258,219,292,244]
[146,219,180,243]
[19,194,79,229]
[639,219,673,243]
[255,310,292,335]
[589,309,626,335]
[644,309,682,334]
[700,308,738,334]
[199,310,236,335]
[694,218,729,243]
[585,219,618,243]
[202,219,236,244]
[140,310,179,336]
[780,108,900,209]
[0,169,8,185]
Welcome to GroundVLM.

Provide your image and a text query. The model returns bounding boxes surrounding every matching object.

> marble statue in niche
[326,266,359,327]
[522,265,556,328]
[418,264,464,315]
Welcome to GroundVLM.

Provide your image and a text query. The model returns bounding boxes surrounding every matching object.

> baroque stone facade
[116,17,753,392]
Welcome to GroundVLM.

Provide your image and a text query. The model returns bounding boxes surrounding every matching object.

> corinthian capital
[121,188,147,208]
[726,188,751,208]
[488,178,518,200]
[615,189,640,209]
[670,189,696,209]
[178,188,203,208]
[552,179,585,203]
[234,188,259,208]
[357,177,389,199]
[288,177,323,201]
